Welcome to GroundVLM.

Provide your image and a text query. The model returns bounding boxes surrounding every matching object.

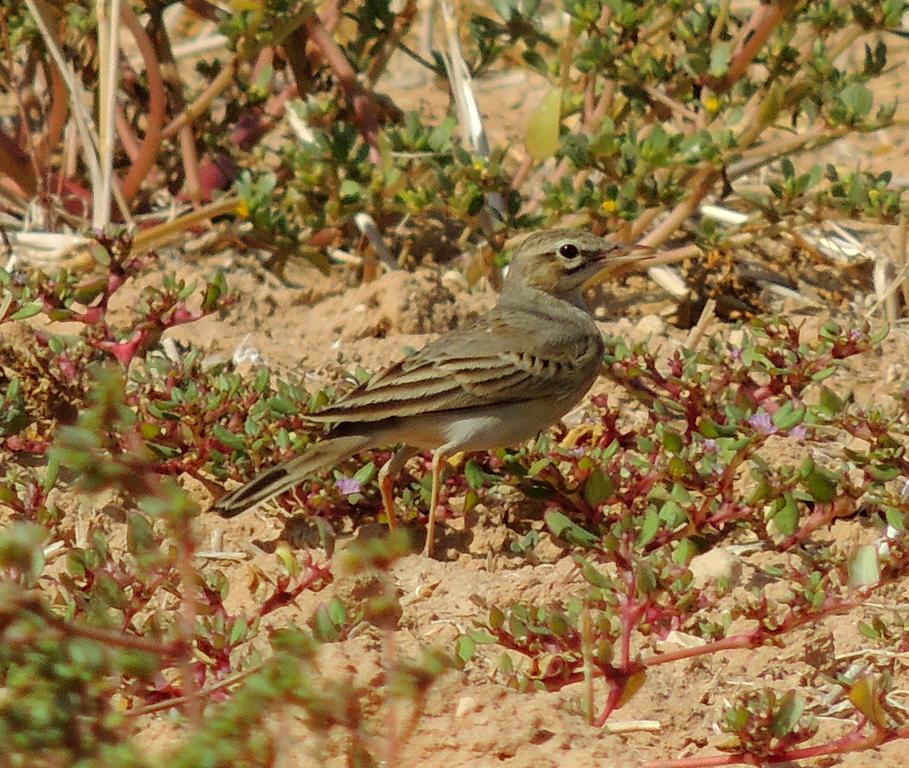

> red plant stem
[115,106,142,162]
[641,165,719,249]
[0,129,36,197]
[644,724,909,768]
[163,60,237,139]
[119,3,165,204]
[171,511,202,725]
[320,0,350,33]
[365,0,417,84]
[689,443,756,528]
[550,11,616,187]
[304,16,381,161]
[718,1,797,94]
[177,123,203,205]
[258,561,332,616]
[251,46,273,82]
[266,81,299,119]
[182,0,224,22]
[510,153,534,190]
[146,3,202,204]
[40,58,68,168]
[148,1,202,207]
[42,607,179,656]
[643,594,866,668]
[126,661,265,718]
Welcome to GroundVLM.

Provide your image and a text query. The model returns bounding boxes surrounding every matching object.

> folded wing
[310,309,601,424]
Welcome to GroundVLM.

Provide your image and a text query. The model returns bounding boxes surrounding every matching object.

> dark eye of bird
[558,243,579,259]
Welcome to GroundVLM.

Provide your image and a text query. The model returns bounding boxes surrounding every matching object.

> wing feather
[310,307,602,424]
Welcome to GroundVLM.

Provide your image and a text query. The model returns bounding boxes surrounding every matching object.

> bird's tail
[212,434,373,518]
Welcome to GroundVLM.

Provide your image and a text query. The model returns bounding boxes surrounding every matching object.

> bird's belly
[380,396,581,453]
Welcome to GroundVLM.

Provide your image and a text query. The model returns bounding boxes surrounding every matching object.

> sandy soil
[5,29,909,768]
[141,42,909,764]
[110,237,906,767]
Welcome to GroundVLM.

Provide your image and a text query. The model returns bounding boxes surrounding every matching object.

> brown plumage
[213,228,651,556]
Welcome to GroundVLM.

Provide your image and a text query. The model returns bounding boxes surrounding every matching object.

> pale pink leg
[423,450,447,558]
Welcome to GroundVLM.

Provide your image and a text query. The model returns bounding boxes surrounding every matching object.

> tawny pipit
[214,229,651,556]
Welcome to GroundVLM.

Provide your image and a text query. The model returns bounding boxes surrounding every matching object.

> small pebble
[441,269,469,294]
[456,696,479,718]
[689,548,742,589]
[636,314,665,336]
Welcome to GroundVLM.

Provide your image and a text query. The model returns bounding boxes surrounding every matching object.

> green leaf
[810,366,837,382]
[583,468,614,507]
[848,544,879,587]
[672,537,698,566]
[339,179,363,201]
[126,513,154,555]
[9,302,43,321]
[708,41,731,77]
[849,677,889,727]
[658,499,687,528]
[229,617,248,645]
[525,88,562,162]
[839,82,873,119]
[466,627,498,644]
[661,429,683,453]
[546,510,598,548]
[869,324,889,345]
[772,402,805,431]
[267,395,296,414]
[455,635,476,664]
[327,597,347,626]
[464,459,484,490]
[638,507,660,547]
[771,690,804,737]
[572,554,612,589]
[353,461,376,484]
[313,604,339,641]
[884,506,905,532]
[428,117,457,152]
[857,621,880,640]
[212,423,247,451]
[771,493,799,536]
[805,467,837,503]
[818,386,844,417]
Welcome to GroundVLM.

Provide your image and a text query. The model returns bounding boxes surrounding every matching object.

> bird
[213,228,652,556]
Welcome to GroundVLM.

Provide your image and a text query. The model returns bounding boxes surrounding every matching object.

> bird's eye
[558,243,579,259]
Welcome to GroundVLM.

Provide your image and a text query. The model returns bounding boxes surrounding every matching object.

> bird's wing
[310,307,602,424]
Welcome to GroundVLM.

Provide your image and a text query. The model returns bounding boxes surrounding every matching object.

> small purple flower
[789,425,808,440]
[703,438,717,451]
[729,346,742,361]
[848,329,864,342]
[336,476,362,495]
[748,410,777,435]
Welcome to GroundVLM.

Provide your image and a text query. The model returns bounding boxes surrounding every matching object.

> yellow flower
[236,199,250,219]
[704,95,720,113]
[601,199,617,214]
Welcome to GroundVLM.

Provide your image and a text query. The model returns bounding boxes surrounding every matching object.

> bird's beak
[600,241,656,265]
[583,242,655,287]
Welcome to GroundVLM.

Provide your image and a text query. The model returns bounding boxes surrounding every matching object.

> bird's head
[503,228,651,301]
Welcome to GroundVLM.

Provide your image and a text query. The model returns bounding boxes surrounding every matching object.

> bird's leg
[378,445,418,531]
[423,449,449,558]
